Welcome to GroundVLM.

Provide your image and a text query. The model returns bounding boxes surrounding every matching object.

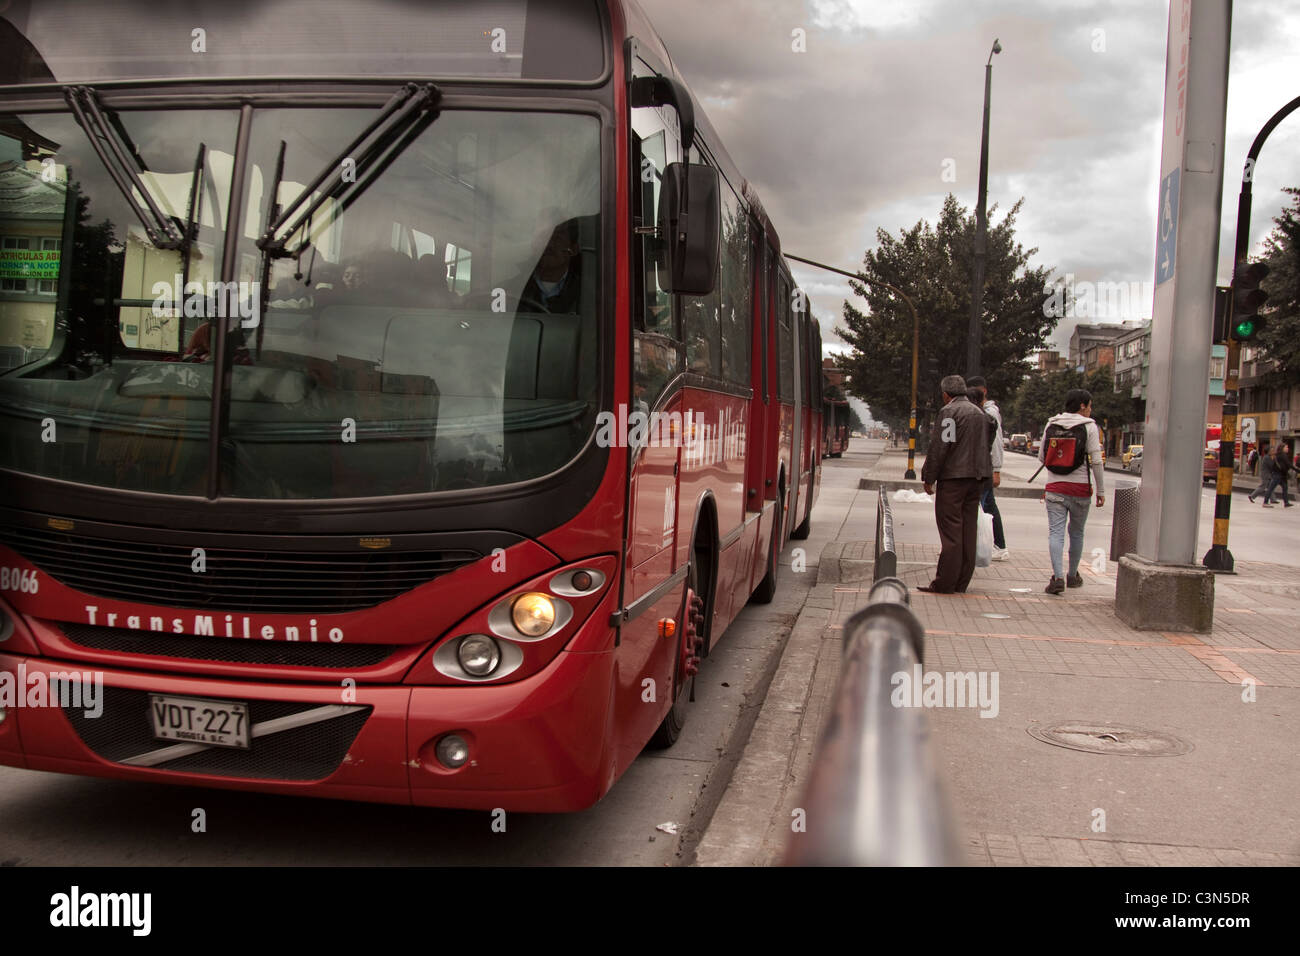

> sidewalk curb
[692,540,847,867]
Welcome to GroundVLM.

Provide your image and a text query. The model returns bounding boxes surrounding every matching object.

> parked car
[1009,433,1029,453]
[1203,441,1220,483]
[1123,444,1143,469]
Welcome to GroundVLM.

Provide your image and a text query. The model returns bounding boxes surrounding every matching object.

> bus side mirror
[658,162,720,296]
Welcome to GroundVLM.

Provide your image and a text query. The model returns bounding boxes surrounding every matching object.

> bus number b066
[0,568,39,594]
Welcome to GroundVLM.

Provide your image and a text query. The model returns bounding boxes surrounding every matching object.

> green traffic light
[1234,319,1256,339]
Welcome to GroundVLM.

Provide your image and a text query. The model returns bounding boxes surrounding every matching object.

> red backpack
[1043,422,1089,475]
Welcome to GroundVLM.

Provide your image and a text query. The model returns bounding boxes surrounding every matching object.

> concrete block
[1114,554,1214,632]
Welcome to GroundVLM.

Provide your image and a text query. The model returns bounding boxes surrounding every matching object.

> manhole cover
[1027,722,1192,756]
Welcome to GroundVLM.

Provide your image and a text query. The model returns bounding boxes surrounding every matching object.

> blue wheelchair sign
[1156,167,1179,285]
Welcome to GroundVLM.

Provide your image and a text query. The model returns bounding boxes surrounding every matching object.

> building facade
[1237,345,1300,464]
[1068,320,1147,370]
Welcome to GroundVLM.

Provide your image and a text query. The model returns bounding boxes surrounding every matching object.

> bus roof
[1,0,608,86]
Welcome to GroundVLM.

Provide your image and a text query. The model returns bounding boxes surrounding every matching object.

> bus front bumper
[0,649,614,813]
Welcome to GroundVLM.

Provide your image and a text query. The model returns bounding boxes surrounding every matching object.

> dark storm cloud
[637,0,1300,355]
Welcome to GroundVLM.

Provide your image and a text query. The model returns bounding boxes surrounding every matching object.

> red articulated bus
[824,392,850,459]
[0,0,821,811]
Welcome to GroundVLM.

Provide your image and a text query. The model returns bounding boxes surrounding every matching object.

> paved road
[992,449,1298,567]
[0,450,869,866]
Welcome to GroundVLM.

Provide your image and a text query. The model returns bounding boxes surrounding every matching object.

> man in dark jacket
[920,374,993,593]
[1266,442,1294,507]
[1248,441,1275,503]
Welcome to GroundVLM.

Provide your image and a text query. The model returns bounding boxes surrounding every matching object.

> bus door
[743,229,769,517]
[622,49,687,757]
[763,243,783,515]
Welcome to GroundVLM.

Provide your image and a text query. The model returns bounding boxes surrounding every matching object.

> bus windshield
[0,106,602,498]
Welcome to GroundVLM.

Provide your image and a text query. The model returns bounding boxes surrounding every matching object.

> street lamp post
[967,38,1001,379]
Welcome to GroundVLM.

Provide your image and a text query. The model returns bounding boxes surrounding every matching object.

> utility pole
[967,38,1001,378]
[1115,0,1229,634]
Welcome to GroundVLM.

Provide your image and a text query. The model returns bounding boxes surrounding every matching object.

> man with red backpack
[1038,389,1106,595]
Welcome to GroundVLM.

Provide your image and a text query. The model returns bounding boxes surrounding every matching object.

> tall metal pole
[967,40,1000,378]
[1203,94,1300,573]
[906,303,920,479]
[783,253,920,478]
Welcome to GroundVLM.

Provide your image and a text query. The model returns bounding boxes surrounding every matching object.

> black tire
[790,504,811,540]
[647,562,701,749]
[750,499,782,605]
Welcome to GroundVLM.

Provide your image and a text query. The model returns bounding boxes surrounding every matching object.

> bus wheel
[790,505,811,540]
[750,500,782,605]
[648,562,704,749]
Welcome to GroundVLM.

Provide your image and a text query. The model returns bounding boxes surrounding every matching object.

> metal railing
[784,577,961,866]
[874,485,897,581]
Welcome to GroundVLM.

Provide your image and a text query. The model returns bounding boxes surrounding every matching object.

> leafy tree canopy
[834,194,1057,431]
[1255,186,1300,387]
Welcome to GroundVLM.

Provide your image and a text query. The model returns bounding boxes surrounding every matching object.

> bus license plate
[149,694,250,750]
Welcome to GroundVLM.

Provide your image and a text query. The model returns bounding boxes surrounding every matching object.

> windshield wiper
[64,86,187,249]
[258,83,440,259]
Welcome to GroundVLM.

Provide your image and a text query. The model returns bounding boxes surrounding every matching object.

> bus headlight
[511,592,555,637]
[457,635,501,677]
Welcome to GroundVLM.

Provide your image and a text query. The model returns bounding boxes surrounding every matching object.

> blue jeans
[1045,492,1090,579]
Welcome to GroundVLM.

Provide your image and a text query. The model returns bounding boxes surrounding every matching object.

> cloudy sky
[639,0,1300,366]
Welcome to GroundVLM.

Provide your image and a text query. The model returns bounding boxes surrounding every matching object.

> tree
[847,405,865,433]
[1255,186,1300,387]
[1085,365,1135,432]
[834,193,1057,431]
[1005,364,1133,443]
[1007,367,1082,437]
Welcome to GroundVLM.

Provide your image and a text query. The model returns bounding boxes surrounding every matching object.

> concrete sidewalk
[694,466,1300,867]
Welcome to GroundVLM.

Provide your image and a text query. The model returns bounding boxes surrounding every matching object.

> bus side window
[681,146,719,376]
[631,58,683,408]
[777,273,794,403]
[719,183,750,386]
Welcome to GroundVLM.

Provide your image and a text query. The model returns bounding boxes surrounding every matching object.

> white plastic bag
[976,510,994,568]
[892,489,934,503]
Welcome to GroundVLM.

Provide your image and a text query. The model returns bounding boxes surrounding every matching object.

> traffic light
[1212,285,1229,343]
[1229,260,1269,341]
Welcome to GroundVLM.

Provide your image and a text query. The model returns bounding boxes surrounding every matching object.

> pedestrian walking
[1038,389,1105,595]
[1246,445,1259,476]
[1266,442,1294,508]
[1249,443,1277,505]
[919,374,993,594]
[967,376,1008,560]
